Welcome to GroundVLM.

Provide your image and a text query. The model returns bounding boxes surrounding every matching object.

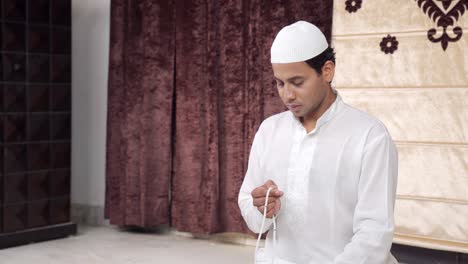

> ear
[321,60,335,83]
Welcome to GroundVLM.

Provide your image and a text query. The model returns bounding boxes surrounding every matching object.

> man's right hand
[251,180,283,218]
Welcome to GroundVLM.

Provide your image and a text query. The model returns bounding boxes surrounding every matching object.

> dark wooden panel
[27,200,49,228]
[0,0,74,248]
[49,197,70,224]
[392,243,468,264]
[0,222,76,249]
[2,203,27,232]
[4,173,27,203]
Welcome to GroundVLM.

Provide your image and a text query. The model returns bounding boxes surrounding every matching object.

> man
[238,21,399,264]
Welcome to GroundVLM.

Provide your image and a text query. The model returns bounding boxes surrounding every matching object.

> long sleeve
[238,129,274,234]
[333,128,399,264]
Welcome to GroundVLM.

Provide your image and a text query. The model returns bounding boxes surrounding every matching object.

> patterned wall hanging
[345,0,467,53]
[345,0,363,13]
[416,0,467,50]
[380,35,399,54]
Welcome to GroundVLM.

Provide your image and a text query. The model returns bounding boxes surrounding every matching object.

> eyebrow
[274,76,304,82]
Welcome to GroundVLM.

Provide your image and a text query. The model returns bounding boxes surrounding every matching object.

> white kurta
[238,94,399,264]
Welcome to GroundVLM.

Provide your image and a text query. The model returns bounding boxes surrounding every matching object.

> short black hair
[305,47,336,75]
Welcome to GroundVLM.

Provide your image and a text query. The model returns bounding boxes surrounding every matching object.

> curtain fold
[106,0,333,233]
[105,0,175,227]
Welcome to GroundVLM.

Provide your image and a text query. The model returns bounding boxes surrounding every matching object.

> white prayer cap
[271,21,328,63]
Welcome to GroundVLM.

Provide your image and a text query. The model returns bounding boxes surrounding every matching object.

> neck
[300,88,337,132]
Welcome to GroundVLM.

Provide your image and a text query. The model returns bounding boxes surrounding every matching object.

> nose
[284,84,296,101]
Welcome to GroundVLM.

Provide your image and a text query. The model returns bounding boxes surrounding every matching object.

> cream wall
[332,0,468,253]
[71,0,110,224]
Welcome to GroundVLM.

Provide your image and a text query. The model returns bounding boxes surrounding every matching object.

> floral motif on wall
[380,35,399,54]
[416,0,467,50]
[345,0,363,13]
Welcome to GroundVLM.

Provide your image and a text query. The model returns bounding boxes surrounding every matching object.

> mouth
[287,104,301,111]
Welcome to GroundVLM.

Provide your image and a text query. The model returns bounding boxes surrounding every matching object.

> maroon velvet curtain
[105,0,175,226]
[106,0,333,233]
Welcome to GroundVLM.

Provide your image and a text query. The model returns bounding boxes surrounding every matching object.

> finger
[257,206,265,215]
[253,196,279,207]
[251,186,267,198]
[265,200,281,218]
[266,208,278,219]
[273,199,281,214]
[263,180,276,188]
[272,189,283,197]
[252,188,282,200]
[266,211,276,219]
[257,205,275,217]
[263,180,284,197]
[261,202,276,213]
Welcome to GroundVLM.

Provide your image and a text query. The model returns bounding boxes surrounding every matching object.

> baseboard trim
[71,203,108,226]
[0,222,77,249]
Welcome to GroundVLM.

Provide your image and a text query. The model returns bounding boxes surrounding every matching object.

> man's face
[272,61,332,119]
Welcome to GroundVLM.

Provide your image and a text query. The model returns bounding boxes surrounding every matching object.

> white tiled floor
[0,225,253,264]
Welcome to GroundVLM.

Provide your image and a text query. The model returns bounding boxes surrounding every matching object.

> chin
[291,111,304,117]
